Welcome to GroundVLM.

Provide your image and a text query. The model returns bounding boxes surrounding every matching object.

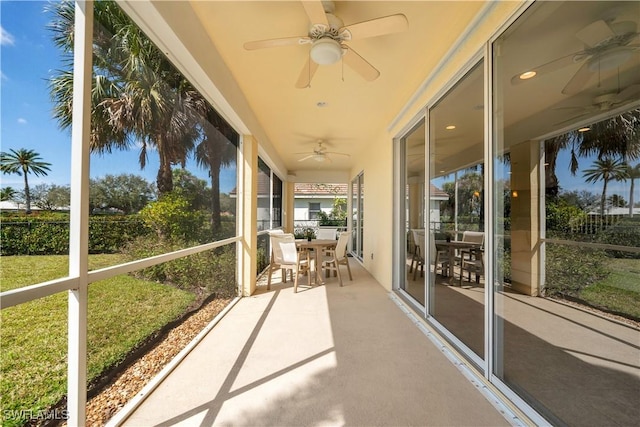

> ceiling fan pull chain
[308,51,312,88]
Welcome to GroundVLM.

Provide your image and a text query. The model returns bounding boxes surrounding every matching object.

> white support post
[240,135,258,296]
[67,1,92,425]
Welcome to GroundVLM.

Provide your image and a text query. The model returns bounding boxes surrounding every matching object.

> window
[308,202,321,220]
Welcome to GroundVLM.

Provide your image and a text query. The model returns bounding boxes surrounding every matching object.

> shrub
[138,194,209,242]
[544,243,609,297]
[123,236,237,297]
[595,216,640,259]
[546,199,587,236]
[0,215,149,255]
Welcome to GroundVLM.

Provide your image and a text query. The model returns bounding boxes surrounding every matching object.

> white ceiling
[187,1,486,175]
[124,1,640,179]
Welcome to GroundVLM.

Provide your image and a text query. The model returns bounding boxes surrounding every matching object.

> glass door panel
[428,61,485,361]
[399,120,426,305]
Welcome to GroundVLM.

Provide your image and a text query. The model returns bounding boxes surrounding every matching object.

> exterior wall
[293,197,337,221]
[351,1,524,290]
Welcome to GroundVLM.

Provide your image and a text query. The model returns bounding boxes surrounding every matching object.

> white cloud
[1,26,15,46]
[17,118,27,125]
[0,70,7,81]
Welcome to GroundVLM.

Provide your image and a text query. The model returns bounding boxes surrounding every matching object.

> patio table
[296,239,338,285]
[435,240,483,285]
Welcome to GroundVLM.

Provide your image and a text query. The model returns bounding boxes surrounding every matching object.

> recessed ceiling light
[316,101,328,108]
[519,71,536,80]
[445,125,456,130]
[578,127,590,132]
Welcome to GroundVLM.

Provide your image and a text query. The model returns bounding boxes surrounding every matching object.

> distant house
[587,207,640,216]
[229,182,347,230]
[294,183,347,221]
[0,200,41,212]
[429,183,450,225]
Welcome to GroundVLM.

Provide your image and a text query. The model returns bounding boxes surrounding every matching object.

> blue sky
[1,1,236,193]
[1,2,634,203]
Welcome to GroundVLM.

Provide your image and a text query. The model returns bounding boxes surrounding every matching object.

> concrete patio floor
[119,261,515,426]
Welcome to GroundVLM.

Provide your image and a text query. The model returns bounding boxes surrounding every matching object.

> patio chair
[316,228,338,256]
[430,233,451,277]
[321,232,352,286]
[316,228,338,240]
[411,230,424,280]
[459,248,484,285]
[455,231,485,266]
[409,229,421,274]
[268,233,311,293]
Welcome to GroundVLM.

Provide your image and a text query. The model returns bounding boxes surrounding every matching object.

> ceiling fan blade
[342,14,408,40]
[576,20,616,47]
[614,84,640,102]
[343,46,380,82]
[298,154,316,162]
[295,56,319,88]
[510,52,578,85]
[325,151,350,157]
[301,1,328,26]
[562,60,593,95]
[244,36,310,50]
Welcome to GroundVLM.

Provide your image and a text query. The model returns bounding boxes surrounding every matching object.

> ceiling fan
[511,17,640,95]
[554,84,640,124]
[296,140,350,163]
[243,0,408,88]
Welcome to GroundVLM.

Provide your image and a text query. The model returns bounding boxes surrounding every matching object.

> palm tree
[47,1,200,195]
[0,149,51,213]
[582,158,629,217]
[193,99,238,234]
[0,186,17,202]
[545,109,640,197]
[578,110,640,163]
[627,163,640,217]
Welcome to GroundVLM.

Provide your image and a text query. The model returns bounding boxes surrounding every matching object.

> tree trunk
[206,137,223,234]
[156,139,173,195]
[630,178,635,217]
[23,172,31,214]
[544,141,561,199]
[600,179,608,228]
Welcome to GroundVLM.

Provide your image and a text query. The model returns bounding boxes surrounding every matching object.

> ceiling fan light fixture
[519,70,537,80]
[588,49,632,72]
[313,153,327,162]
[310,38,343,65]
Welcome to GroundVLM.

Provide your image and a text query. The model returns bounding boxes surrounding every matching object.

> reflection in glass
[429,61,485,361]
[400,119,426,305]
[351,173,364,260]
[493,1,639,424]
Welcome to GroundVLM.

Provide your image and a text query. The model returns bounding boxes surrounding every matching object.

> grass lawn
[579,258,640,319]
[1,255,195,427]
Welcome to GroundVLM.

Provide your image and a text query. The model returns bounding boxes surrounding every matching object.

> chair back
[268,229,285,236]
[412,229,425,256]
[429,232,437,264]
[271,234,298,264]
[316,228,337,240]
[335,232,350,259]
[462,231,484,246]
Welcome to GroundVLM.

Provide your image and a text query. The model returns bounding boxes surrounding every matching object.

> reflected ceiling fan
[554,84,640,124]
[243,0,408,88]
[511,17,640,95]
[296,140,350,163]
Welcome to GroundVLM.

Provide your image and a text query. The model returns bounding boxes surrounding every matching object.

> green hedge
[0,216,150,255]
[123,236,237,296]
[595,216,640,259]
